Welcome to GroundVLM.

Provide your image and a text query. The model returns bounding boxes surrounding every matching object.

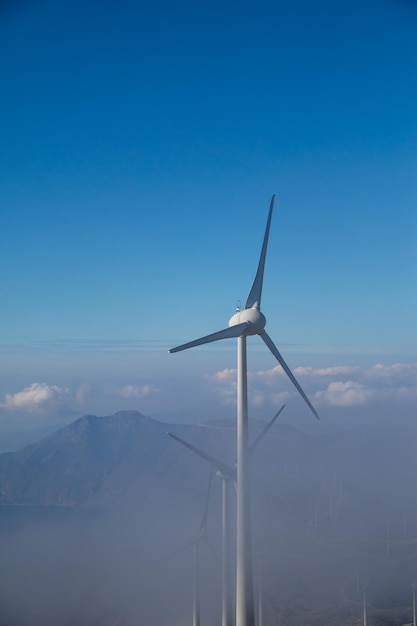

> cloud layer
[206,362,417,410]
[1,362,416,421]
[0,379,161,418]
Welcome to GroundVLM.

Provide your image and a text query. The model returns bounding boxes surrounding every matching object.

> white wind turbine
[169,434,235,626]
[168,405,286,626]
[170,195,319,626]
[173,469,218,626]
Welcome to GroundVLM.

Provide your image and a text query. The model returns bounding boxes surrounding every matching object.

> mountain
[0,409,414,520]
[0,409,323,509]
[0,410,226,507]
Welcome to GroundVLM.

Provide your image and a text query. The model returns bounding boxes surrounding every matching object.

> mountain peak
[0,410,166,506]
[69,409,152,432]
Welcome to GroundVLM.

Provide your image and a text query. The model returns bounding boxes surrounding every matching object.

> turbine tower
[170,195,319,626]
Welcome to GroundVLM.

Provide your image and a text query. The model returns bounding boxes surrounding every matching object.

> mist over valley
[1,410,417,625]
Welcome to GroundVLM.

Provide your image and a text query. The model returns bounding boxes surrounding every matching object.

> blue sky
[0,0,416,436]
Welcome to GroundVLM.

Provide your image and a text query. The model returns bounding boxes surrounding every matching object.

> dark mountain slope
[0,411,171,505]
[0,410,239,507]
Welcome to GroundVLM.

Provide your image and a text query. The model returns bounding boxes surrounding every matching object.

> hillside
[0,410,235,507]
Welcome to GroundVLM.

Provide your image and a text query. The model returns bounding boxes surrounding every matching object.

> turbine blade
[260,332,319,419]
[168,432,235,478]
[203,537,221,566]
[172,539,195,557]
[248,404,286,455]
[245,195,275,310]
[169,322,251,353]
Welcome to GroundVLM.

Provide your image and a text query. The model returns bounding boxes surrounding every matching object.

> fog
[0,489,218,625]
[0,406,417,625]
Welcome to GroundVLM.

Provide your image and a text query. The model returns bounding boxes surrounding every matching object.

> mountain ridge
[0,409,318,508]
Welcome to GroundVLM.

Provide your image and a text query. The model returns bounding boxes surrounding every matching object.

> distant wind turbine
[169,433,235,626]
[174,469,218,626]
[168,405,286,626]
[257,554,264,626]
[362,579,369,626]
[170,195,319,626]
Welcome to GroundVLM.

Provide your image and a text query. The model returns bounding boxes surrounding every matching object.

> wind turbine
[168,405,286,626]
[362,579,369,626]
[174,469,218,626]
[256,553,264,626]
[169,433,235,626]
[170,195,319,626]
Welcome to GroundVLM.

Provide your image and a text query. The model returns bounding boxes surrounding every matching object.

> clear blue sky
[0,0,416,434]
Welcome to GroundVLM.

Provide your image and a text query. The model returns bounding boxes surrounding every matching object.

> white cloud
[361,363,417,405]
[245,364,360,382]
[254,365,285,379]
[117,384,158,399]
[206,371,237,406]
[293,365,360,377]
[200,361,417,412]
[211,369,236,382]
[366,362,417,379]
[207,366,294,408]
[0,383,69,413]
[315,381,375,407]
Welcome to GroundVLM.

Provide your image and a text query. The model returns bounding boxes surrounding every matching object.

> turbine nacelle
[228,306,266,335]
[216,468,236,482]
[191,528,207,541]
